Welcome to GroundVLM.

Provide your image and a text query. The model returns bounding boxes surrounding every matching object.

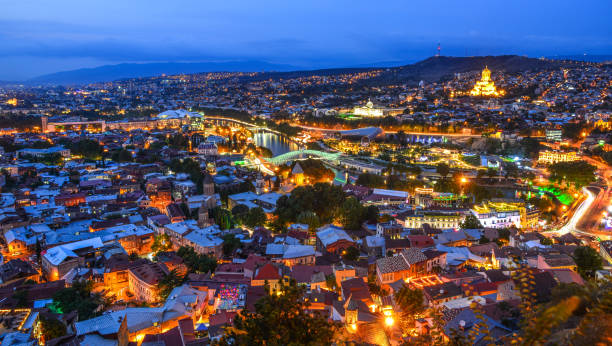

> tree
[38,315,67,344]
[363,205,379,224]
[367,272,388,297]
[51,280,102,321]
[274,183,345,226]
[176,246,217,273]
[342,246,360,262]
[222,234,241,256]
[378,151,391,162]
[212,207,234,230]
[394,285,425,334]
[158,269,183,300]
[218,280,338,345]
[460,214,483,229]
[168,158,206,193]
[12,289,29,308]
[340,197,365,230]
[70,139,103,160]
[356,173,385,188]
[325,274,339,292]
[35,238,42,265]
[294,159,334,182]
[245,207,267,228]
[562,121,587,141]
[111,149,133,162]
[541,237,553,245]
[231,204,250,224]
[502,161,519,178]
[151,234,172,254]
[436,162,450,178]
[548,161,596,189]
[296,211,320,230]
[573,246,603,278]
[497,228,511,241]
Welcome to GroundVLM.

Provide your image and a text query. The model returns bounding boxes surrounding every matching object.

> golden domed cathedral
[470,66,504,97]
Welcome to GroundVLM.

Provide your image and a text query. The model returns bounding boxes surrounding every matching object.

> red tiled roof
[243,254,267,272]
[253,263,280,280]
[209,311,238,327]
[128,262,169,285]
[289,265,333,284]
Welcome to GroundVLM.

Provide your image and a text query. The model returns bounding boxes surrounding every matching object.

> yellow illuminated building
[471,201,521,229]
[538,150,578,165]
[470,67,504,97]
[5,98,18,106]
[353,99,383,117]
[472,200,539,229]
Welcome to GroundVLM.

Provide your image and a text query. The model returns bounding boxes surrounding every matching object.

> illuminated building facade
[42,109,202,133]
[352,99,403,117]
[353,99,384,117]
[127,262,169,303]
[470,67,504,97]
[545,129,563,142]
[403,211,464,230]
[470,201,521,229]
[537,150,578,165]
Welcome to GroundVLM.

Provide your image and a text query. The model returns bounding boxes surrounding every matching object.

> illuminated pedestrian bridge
[265,150,342,165]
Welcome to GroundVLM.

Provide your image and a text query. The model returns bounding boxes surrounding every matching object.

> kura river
[252,132,299,156]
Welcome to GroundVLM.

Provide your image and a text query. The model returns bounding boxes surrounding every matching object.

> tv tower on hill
[436,42,441,57]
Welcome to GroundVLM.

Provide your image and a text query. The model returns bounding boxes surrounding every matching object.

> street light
[385,316,395,327]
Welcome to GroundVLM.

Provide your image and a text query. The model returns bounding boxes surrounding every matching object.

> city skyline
[0,2,611,343]
[2,0,611,80]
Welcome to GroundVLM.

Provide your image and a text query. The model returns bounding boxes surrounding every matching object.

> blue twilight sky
[1,0,611,80]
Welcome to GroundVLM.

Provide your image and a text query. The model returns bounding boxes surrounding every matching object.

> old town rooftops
[43,237,104,266]
[316,225,353,248]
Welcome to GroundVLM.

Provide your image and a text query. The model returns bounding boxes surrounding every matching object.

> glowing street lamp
[383,308,394,327]
[385,316,395,327]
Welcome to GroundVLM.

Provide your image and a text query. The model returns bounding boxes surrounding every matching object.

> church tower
[481,66,491,82]
[344,295,359,332]
[255,173,265,194]
[198,203,210,227]
[291,162,305,186]
[202,172,215,196]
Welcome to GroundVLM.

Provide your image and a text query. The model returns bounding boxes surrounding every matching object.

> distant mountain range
[28,61,302,85]
[368,55,574,85]
[25,54,601,86]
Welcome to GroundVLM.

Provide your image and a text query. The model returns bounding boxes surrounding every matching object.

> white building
[16,146,71,159]
[197,142,218,156]
[470,202,521,229]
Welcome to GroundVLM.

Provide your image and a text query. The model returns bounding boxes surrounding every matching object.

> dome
[366,99,374,108]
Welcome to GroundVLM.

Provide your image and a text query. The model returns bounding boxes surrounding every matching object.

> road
[576,186,611,237]
[295,124,482,138]
[555,187,596,236]
[552,157,612,239]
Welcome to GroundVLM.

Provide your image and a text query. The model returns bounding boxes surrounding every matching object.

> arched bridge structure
[265,150,342,165]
